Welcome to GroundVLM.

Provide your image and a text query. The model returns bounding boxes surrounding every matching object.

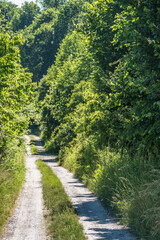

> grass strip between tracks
[36,159,86,240]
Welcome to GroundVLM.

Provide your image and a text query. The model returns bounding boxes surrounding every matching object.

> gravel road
[1,134,136,240]
[33,135,136,240]
[1,136,47,240]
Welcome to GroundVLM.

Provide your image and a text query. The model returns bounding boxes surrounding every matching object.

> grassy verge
[0,137,26,236]
[60,137,160,240]
[36,159,86,240]
[29,136,39,155]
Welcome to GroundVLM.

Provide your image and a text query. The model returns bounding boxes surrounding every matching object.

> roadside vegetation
[0,138,26,236]
[0,5,32,235]
[36,159,86,240]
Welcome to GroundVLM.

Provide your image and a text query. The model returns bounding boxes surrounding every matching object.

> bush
[62,134,98,184]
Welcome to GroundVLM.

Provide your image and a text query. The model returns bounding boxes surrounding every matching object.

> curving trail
[1,134,136,240]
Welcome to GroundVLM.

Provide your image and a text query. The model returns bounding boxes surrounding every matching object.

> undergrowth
[0,137,26,236]
[36,159,86,240]
[59,136,160,240]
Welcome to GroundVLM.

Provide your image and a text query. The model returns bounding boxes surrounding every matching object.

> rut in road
[1,136,47,240]
[33,134,136,240]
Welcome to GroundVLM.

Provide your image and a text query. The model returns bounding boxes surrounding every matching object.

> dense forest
[0,0,160,239]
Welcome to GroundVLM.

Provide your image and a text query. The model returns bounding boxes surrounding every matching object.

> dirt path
[33,135,136,240]
[1,136,47,240]
[1,134,136,240]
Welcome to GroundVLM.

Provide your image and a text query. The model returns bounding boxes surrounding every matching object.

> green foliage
[0,0,18,27]
[36,160,86,240]
[61,134,98,183]
[2,0,157,238]
[110,0,160,153]
[21,0,87,82]
[36,1,160,239]
[38,0,65,9]
[10,1,40,31]
[62,142,160,239]
[38,31,96,144]
[20,7,59,82]
[0,137,26,236]
[0,29,32,152]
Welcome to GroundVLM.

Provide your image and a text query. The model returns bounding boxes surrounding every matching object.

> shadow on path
[32,134,136,240]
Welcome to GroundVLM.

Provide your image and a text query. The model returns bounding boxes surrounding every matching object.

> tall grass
[128,170,160,239]
[0,137,26,236]
[59,135,160,240]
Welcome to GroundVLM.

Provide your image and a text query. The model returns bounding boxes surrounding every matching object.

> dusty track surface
[33,135,136,240]
[1,136,47,240]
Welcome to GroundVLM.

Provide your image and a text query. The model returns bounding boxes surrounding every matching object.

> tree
[10,1,40,31]
[82,0,122,73]
[110,0,160,152]
[38,0,65,9]
[82,0,160,154]
[21,0,88,82]
[0,27,32,153]
[0,0,18,27]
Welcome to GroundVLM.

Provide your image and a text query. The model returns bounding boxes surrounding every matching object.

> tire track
[33,134,136,240]
[1,136,47,240]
